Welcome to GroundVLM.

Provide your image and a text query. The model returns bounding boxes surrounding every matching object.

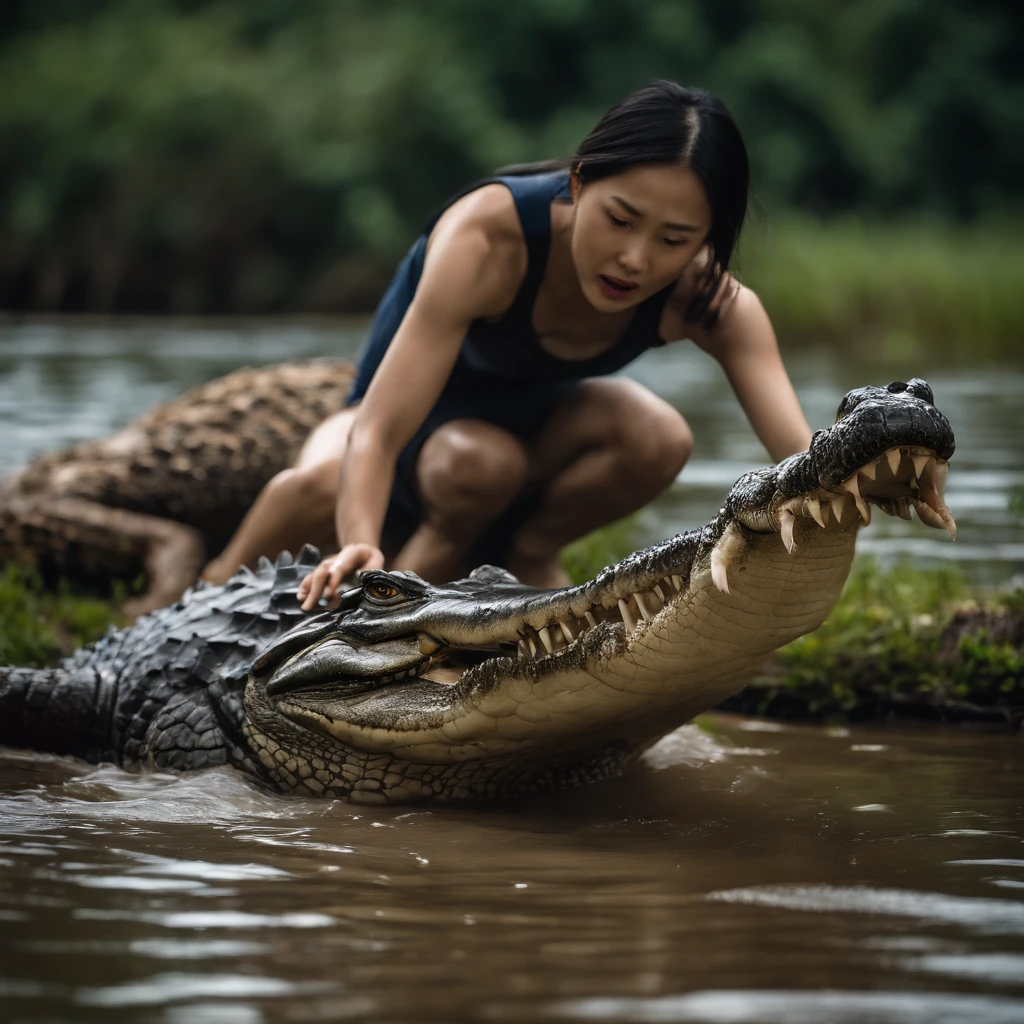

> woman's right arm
[298,186,525,609]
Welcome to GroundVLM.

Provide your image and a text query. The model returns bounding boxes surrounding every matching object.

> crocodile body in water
[0,380,956,803]
[0,359,354,614]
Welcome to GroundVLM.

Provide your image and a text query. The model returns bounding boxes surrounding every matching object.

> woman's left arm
[689,283,812,462]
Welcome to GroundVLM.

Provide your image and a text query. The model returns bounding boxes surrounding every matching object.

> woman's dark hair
[499,81,749,327]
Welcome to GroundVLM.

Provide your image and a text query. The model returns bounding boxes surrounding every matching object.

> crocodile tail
[0,665,112,762]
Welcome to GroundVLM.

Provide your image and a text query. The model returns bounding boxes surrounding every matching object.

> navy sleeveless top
[348,170,673,401]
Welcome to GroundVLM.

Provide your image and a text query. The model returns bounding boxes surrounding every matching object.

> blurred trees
[0,0,1020,312]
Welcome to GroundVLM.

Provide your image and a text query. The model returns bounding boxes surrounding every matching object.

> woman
[203,81,811,609]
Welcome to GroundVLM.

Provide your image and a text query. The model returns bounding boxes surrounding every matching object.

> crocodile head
[243,378,956,804]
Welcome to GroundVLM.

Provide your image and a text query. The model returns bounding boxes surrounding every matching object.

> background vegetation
[1,0,1020,351]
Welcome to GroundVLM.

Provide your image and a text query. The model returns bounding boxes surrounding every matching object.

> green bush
[0,563,122,667]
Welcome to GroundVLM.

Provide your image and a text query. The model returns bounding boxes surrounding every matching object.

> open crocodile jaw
[243,378,957,803]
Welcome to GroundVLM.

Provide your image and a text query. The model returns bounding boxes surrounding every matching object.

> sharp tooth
[518,640,528,659]
[585,611,598,629]
[634,593,652,621]
[527,635,538,658]
[912,453,930,478]
[806,498,826,528]
[917,466,954,544]
[618,599,636,632]
[842,474,870,523]
[559,620,575,644]
[711,544,731,594]
[860,461,877,481]
[897,497,912,520]
[537,626,554,654]
[670,575,682,591]
[381,675,392,684]
[932,459,949,497]
[887,449,902,475]
[780,509,797,553]
[831,494,847,524]
[654,584,666,602]
[914,499,945,530]
[394,670,406,680]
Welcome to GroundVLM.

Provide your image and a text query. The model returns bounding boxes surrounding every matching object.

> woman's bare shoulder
[422,183,528,317]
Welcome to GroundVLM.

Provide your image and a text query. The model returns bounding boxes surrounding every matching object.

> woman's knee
[419,421,529,518]
[602,385,693,489]
[270,464,338,523]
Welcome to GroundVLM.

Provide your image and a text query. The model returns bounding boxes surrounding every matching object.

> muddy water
[0,319,1023,1021]
[0,719,1021,1022]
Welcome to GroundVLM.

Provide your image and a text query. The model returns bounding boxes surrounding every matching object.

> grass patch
[736,559,1024,724]
[740,214,1024,364]
[0,563,124,668]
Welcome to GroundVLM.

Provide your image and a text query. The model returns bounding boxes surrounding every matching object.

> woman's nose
[617,240,646,275]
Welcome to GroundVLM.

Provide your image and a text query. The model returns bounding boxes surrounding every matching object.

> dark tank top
[349,170,674,400]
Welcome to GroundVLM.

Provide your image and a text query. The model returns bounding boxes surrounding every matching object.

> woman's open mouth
[597,275,639,301]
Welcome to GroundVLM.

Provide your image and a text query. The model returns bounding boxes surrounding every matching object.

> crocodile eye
[365,581,401,601]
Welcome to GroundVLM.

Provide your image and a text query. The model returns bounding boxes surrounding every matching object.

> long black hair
[499,81,749,327]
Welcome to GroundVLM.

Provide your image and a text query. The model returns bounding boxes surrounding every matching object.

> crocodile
[0,379,956,803]
[0,359,354,615]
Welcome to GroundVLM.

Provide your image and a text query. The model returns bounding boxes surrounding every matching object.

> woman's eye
[607,212,630,228]
[663,237,685,247]
[366,582,400,600]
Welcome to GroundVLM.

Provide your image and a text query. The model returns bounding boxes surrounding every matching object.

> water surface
[0,318,1022,1021]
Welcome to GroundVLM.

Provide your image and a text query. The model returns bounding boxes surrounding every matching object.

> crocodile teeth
[634,593,652,621]
[585,611,598,628]
[806,498,826,528]
[780,509,797,553]
[912,453,931,479]
[527,634,538,658]
[887,449,902,474]
[537,626,554,654]
[860,461,877,481]
[654,584,666,603]
[711,545,731,593]
[916,460,956,539]
[670,575,682,592]
[830,494,847,525]
[518,640,528,659]
[897,497,913,520]
[841,474,871,523]
[618,599,636,632]
[559,620,575,644]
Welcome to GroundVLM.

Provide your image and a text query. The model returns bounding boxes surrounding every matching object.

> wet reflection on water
[0,719,1021,1022]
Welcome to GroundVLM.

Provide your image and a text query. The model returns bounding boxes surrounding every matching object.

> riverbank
[3,557,1021,727]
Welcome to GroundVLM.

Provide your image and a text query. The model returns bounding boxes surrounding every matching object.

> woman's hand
[297,543,385,611]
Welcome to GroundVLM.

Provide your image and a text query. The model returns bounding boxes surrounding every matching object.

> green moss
[738,559,1024,723]
[0,563,123,668]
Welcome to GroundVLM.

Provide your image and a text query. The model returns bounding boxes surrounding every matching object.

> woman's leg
[507,378,693,587]
[392,379,691,588]
[201,409,356,584]
[391,419,530,582]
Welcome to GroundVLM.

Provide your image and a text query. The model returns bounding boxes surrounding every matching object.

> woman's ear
[570,161,583,202]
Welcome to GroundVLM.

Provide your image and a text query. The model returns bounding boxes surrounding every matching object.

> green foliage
[761,560,1024,720]
[0,563,122,668]
[740,213,1024,360]
[0,0,1020,316]
[561,515,641,586]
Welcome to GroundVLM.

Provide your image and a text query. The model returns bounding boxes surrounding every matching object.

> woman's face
[570,162,712,311]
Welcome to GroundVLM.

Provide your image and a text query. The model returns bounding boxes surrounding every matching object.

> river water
[1,318,1022,1022]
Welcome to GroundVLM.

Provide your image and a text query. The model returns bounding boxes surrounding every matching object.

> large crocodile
[0,359,354,614]
[0,379,956,803]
